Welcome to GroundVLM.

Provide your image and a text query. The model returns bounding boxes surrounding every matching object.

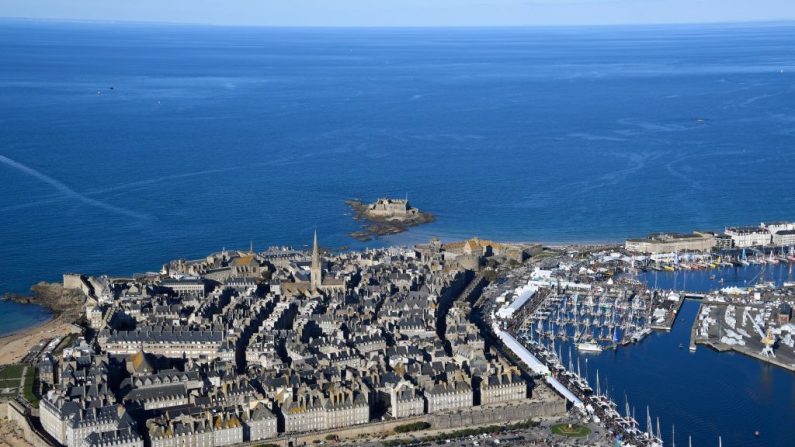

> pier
[492,322,663,447]
[492,323,584,410]
[681,292,707,299]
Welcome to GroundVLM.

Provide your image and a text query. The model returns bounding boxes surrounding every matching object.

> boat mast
[568,348,573,371]
[624,394,630,419]
[657,417,661,441]
[596,370,600,396]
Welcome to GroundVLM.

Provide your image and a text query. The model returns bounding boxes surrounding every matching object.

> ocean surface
[2,20,795,444]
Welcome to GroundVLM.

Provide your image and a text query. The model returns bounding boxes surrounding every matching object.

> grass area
[394,422,431,434]
[550,423,591,437]
[0,363,37,406]
[0,364,25,380]
[22,366,38,408]
[383,419,539,446]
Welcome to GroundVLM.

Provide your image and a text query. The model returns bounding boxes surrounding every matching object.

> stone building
[283,232,346,295]
[81,427,143,447]
[280,384,369,434]
[479,366,526,406]
[241,403,277,442]
[147,409,244,447]
[366,198,419,218]
[725,226,771,248]
[387,380,425,419]
[761,221,795,234]
[423,378,473,414]
[160,279,206,298]
[229,253,262,278]
[281,388,326,434]
[772,230,795,247]
[40,396,77,445]
[625,232,716,253]
[99,327,234,361]
[67,405,134,447]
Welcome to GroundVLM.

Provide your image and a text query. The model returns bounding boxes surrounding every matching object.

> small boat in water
[577,341,603,353]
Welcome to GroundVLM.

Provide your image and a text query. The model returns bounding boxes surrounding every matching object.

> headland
[0,281,84,364]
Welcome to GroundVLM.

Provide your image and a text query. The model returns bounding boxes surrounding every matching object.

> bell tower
[310,230,321,291]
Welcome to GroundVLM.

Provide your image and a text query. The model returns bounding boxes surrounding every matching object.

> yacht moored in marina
[577,341,603,352]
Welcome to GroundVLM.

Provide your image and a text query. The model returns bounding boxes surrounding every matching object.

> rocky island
[346,197,435,241]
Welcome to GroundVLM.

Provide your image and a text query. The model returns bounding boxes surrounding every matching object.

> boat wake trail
[0,155,150,221]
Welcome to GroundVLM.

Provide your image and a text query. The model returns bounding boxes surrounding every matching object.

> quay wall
[429,399,565,429]
[696,340,795,372]
[0,400,54,447]
[257,398,565,446]
[689,302,701,352]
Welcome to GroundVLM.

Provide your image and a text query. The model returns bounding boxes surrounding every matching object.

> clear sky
[2,0,794,27]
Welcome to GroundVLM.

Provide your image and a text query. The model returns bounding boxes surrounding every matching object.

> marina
[516,282,659,352]
[483,252,795,447]
[618,263,795,446]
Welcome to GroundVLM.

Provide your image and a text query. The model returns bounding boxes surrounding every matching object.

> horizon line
[2,16,795,30]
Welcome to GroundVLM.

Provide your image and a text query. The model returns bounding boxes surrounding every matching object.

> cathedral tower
[310,230,321,291]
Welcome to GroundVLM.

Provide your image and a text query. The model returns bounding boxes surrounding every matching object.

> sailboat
[740,248,750,266]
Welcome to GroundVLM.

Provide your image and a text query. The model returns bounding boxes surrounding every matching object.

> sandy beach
[0,316,80,365]
[0,418,32,447]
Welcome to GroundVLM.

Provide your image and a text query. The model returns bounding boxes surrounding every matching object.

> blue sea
[1,20,795,445]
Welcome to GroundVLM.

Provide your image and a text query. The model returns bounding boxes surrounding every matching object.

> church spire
[311,230,321,291]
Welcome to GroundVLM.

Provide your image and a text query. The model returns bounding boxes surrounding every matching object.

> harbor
[480,247,795,447]
[482,259,670,446]
[515,283,658,353]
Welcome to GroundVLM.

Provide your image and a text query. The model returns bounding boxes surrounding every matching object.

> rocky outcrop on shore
[346,199,435,241]
[2,282,85,319]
